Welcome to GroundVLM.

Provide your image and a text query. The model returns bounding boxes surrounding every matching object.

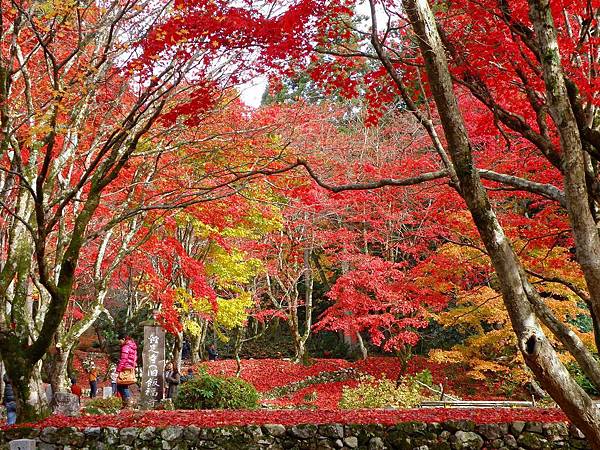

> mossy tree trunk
[48,345,73,395]
[3,349,39,423]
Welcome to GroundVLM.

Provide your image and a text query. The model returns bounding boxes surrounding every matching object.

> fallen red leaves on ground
[263,380,360,409]
[199,358,353,392]
[198,356,513,408]
[8,356,568,430]
[16,408,567,430]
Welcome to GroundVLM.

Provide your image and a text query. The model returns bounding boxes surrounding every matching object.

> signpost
[140,325,165,409]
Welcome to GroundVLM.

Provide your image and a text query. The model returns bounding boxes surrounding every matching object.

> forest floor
[70,352,528,409]
[5,354,566,429]
[198,356,529,409]
[26,407,567,429]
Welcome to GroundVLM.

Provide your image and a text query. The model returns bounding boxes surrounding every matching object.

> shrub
[567,362,599,396]
[339,372,430,409]
[82,396,122,415]
[174,372,259,410]
[413,369,433,387]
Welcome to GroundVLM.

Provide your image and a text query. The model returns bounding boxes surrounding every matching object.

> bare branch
[479,170,566,206]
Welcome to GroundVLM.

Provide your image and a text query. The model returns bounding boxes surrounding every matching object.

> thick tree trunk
[4,352,38,423]
[199,322,209,361]
[527,0,600,361]
[48,346,72,395]
[289,306,308,363]
[289,291,304,362]
[28,362,49,415]
[293,338,307,364]
[338,259,362,358]
[523,279,600,389]
[527,0,600,326]
[190,329,202,364]
[49,351,68,395]
[401,0,600,443]
[49,310,103,395]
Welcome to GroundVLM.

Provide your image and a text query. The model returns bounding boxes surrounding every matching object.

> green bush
[567,362,599,396]
[339,371,430,409]
[174,373,259,410]
[83,396,122,415]
[413,369,433,387]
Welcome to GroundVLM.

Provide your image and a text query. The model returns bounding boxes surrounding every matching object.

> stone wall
[0,420,591,449]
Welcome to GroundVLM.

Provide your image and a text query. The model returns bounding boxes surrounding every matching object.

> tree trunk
[48,347,71,394]
[339,259,362,358]
[28,362,49,415]
[289,289,304,362]
[356,333,368,360]
[234,327,244,377]
[526,0,600,387]
[523,279,600,389]
[300,247,314,363]
[294,338,307,365]
[198,322,209,361]
[190,329,202,364]
[45,303,110,394]
[401,0,600,442]
[4,352,38,423]
[172,331,183,369]
[527,0,600,326]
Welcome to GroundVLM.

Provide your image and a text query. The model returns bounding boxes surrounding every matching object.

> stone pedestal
[52,392,80,416]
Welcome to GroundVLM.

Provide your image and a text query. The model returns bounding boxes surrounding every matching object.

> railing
[414,380,461,401]
[419,400,535,408]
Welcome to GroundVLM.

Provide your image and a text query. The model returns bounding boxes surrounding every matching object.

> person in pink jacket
[116,333,137,407]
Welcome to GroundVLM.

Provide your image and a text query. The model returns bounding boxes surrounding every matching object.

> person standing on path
[116,333,138,408]
[88,365,98,398]
[110,365,118,395]
[165,362,181,399]
[2,374,16,425]
[207,343,218,361]
[70,378,82,404]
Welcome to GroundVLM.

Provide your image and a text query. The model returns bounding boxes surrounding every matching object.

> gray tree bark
[400,0,600,443]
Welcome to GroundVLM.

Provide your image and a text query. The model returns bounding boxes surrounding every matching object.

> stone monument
[52,392,79,416]
[140,325,166,409]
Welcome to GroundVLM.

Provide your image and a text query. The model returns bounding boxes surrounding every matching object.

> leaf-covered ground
[10,354,565,429]
[66,354,528,408]
[21,408,567,429]
[9,356,566,430]
[199,356,521,409]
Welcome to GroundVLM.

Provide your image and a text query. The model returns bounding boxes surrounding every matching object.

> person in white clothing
[109,365,118,395]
